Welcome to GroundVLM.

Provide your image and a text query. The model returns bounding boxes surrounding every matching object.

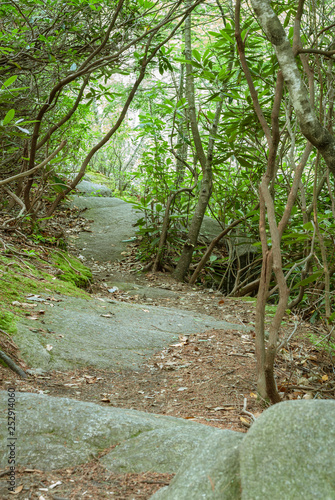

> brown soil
[0,210,334,499]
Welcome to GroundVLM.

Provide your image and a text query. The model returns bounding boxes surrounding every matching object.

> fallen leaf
[322,374,329,382]
[86,378,97,384]
[214,406,235,411]
[26,296,46,302]
[218,299,225,305]
[240,416,251,427]
[101,398,111,403]
[9,485,23,495]
[250,392,257,398]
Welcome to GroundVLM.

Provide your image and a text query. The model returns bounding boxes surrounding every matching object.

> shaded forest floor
[0,205,335,499]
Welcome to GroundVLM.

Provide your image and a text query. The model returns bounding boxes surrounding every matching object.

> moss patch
[0,252,91,335]
[51,251,92,287]
[0,310,17,335]
[85,171,114,190]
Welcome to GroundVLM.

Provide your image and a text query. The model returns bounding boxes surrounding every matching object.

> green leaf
[176,97,186,108]
[283,11,291,28]
[303,221,314,231]
[292,271,323,290]
[219,30,235,44]
[2,75,17,88]
[201,70,215,80]
[236,156,252,169]
[3,109,15,125]
[192,49,201,62]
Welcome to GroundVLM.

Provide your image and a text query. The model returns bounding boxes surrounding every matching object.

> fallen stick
[0,349,27,378]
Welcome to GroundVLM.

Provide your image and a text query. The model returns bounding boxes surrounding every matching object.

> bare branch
[0,141,66,187]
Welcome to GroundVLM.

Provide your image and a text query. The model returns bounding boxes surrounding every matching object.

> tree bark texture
[250,0,335,176]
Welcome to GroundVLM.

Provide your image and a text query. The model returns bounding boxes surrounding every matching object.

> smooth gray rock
[101,426,229,474]
[240,400,335,500]
[200,216,223,241]
[70,196,125,210]
[14,294,247,371]
[201,217,257,258]
[76,179,112,197]
[69,196,139,262]
[0,392,225,471]
[150,431,243,499]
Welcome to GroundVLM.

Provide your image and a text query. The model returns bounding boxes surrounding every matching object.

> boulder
[14,294,248,371]
[150,431,243,499]
[76,179,112,197]
[240,400,335,500]
[0,392,235,473]
[201,216,257,259]
[101,426,234,474]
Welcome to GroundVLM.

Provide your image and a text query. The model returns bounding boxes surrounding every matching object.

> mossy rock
[0,252,91,339]
[0,311,16,335]
[84,170,114,190]
[51,251,92,287]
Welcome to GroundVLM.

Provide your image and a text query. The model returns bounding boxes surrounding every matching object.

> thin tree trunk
[173,4,223,281]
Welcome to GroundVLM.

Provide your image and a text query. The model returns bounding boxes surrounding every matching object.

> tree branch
[0,141,66,187]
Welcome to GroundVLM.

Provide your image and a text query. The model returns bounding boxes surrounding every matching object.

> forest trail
[12,194,256,407]
[0,194,264,498]
[0,194,259,499]
[12,194,250,373]
[0,195,332,499]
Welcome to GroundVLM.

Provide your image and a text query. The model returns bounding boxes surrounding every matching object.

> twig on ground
[0,349,27,378]
[277,321,299,350]
[241,397,256,421]
[0,328,11,339]
[53,250,83,275]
